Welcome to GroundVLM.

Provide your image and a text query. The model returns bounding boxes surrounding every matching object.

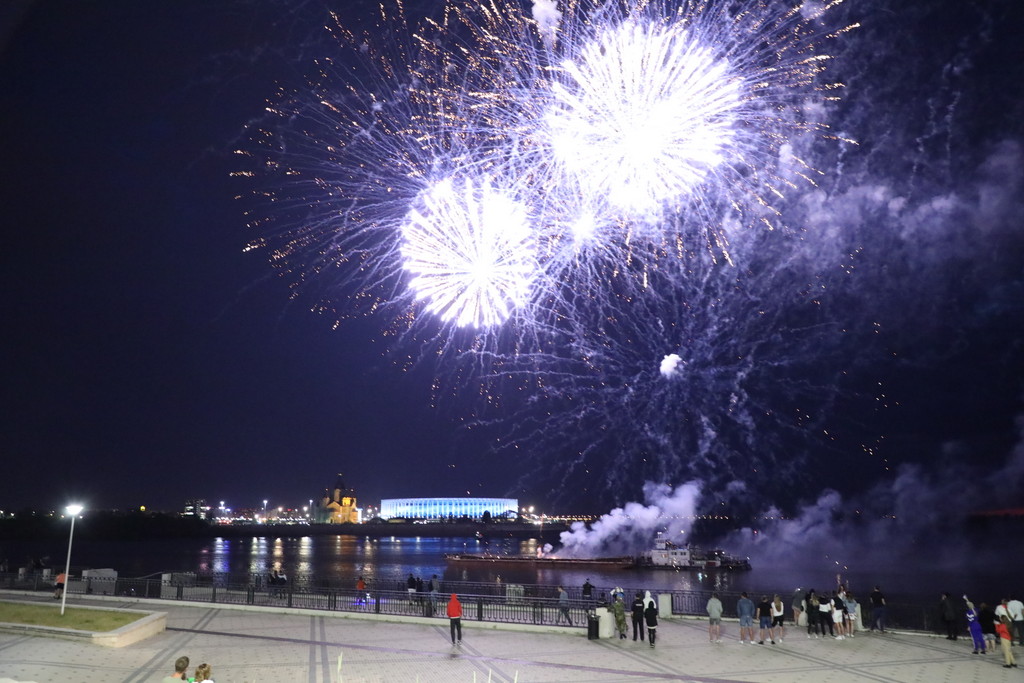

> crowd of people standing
[697,584,1023,670]
[960,594,1021,668]
[302,569,1024,670]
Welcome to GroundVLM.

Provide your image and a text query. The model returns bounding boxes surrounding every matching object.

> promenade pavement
[0,591,1019,683]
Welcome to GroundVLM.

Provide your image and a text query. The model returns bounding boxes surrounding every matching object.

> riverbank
[0,513,568,542]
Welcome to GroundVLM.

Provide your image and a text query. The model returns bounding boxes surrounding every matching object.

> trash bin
[587,612,600,640]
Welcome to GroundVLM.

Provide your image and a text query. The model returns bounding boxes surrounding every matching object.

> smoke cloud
[531,0,562,50]
[722,412,1024,573]
[557,481,702,557]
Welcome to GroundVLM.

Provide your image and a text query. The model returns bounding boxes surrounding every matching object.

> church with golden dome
[318,474,359,524]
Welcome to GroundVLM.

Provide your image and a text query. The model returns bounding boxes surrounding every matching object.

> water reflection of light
[248,536,269,576]
[296,536,313,576]
[271,538,284,572]
[196,544,211,572]
[212,537,230,574]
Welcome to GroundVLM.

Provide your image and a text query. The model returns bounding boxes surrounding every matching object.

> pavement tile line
[0,635,32,655]
[165,626,750,682]
[121,613,210,683]
[589,636,682,678]
[318,616,334,683]
[449,635,516,683]
[308,616,319,683]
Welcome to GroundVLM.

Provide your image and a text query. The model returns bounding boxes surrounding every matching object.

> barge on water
[445,534,751,571]
[637,533,751,570]
[443,553,635,568]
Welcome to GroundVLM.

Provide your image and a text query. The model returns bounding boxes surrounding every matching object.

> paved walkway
[0,591,1019,682]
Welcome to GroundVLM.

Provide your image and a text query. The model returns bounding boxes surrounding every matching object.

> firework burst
[241,0,854,345]
[401,176,538,329]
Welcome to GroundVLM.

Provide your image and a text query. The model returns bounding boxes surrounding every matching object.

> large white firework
[401,176,537,329]
[540,18,742,220]
[243,0,854,348]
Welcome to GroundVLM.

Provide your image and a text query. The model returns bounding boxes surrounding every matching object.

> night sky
[2,0,1023,523]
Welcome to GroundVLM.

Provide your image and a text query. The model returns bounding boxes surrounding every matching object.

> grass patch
[0,601,142,632]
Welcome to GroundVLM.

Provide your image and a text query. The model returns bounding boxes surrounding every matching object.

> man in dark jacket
[940,593,958,640]
[631,592,646,641]
[869,586,887,632]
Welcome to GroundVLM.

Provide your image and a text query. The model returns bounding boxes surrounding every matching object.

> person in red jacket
[447,594,463,646]
[996,616,1017,668]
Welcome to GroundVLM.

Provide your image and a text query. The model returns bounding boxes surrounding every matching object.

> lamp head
[65,504,84,516]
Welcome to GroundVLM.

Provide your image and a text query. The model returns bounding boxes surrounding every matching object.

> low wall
[0,600,166,648]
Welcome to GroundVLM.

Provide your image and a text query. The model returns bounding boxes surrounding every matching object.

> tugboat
[637,532,751,570]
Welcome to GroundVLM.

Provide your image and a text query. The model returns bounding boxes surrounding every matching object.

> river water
[1,534,1013,607]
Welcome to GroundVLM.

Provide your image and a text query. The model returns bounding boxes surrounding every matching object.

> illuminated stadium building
[379,497,518,521]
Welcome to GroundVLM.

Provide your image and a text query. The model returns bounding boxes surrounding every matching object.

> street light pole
[60,504,83,616]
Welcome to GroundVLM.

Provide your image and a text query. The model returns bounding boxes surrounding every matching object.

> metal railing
[0,571,940,632]
[0,572,593,629]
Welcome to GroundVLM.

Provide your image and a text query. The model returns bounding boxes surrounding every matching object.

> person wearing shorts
[831,594,846,640]
[706,592,723,643]
[771,594,786,642]
[757,595,775,644]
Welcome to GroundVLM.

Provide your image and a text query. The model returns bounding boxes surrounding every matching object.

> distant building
[320,475,359,524]
[379,497,518,521]
[183,499,208,520]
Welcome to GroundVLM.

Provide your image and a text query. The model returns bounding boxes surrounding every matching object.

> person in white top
[1008,597,1024,645]
[996,598,1011,623]
[832,594,847,639]
[770,595,786,642]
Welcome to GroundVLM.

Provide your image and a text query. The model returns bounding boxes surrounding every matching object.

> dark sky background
[0,0,487,513]
[1,0,1023,521]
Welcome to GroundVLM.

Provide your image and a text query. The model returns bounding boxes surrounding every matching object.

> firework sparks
[484,232,859,509]
[243,0,853,339]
